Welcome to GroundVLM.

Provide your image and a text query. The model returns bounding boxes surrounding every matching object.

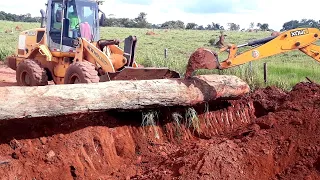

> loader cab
[44,0,102,53]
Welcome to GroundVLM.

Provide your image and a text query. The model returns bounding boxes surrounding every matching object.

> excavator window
[59,0,98,41]
[51,2,63,31]
[67,3,79,37]
[48,0,77,49]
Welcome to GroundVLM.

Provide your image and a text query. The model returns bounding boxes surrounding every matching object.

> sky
[1,0,319,31]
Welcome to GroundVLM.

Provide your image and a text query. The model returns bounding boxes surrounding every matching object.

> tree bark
[0,74,250,120]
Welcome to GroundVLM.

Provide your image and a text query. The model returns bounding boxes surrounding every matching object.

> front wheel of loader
[64,61,100,84]
[16,59,48,86]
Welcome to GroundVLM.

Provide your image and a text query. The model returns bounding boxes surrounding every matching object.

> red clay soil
[0,64,319,179]
[0,62,17,87]
[0,62,54,86]
[137,82,320,180]
[146,31,156,35]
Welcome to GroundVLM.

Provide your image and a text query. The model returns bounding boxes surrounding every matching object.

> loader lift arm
[213,28,320,69]
[74,36,137,74]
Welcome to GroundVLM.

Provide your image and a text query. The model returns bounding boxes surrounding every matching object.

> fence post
[249,62,252,73]
[264,62,267,85]
[164,48,168,59]
[249,61,253,81]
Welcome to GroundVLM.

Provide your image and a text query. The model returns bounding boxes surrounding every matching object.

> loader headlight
[73,39,79,47]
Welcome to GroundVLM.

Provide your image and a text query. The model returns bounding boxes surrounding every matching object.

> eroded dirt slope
[0,63,319,180]
[139,82,320,179]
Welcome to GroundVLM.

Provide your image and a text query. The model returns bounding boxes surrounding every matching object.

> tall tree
[259,23,269,31]
[186,23,198,29]
[249,22,254,29]
[256,23,261,29]
[227,23,240,31]
[134,12,151,28]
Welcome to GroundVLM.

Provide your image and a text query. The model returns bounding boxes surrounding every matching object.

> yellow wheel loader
[5,0,180,86]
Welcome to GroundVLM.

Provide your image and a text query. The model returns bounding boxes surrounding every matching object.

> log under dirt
[0,74,250,120]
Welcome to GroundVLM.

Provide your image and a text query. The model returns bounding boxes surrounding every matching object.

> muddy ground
[0,63,319,180]
[0,62,16,87]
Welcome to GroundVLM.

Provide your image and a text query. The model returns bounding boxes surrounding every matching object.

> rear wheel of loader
[16,59,48,86]
[64,61,100,84]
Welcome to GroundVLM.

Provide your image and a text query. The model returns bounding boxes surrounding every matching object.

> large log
[0,75,249,120]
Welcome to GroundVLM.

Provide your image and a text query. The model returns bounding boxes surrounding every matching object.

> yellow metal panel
[300,44,320,63]
[80,38,116,73]
[39,45,53,62]
[51,52,75,58]
[53,58,69,77]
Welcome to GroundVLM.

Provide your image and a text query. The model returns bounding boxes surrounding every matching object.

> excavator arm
[212,28,320,69]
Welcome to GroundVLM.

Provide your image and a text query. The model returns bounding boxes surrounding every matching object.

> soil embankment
[0,64,319,179]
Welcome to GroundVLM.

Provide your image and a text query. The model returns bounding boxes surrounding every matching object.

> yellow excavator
[5,0,179,86]
[193,28,320,73]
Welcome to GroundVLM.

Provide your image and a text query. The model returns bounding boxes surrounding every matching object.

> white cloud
[1,0,319,31]
[0,0,46,16]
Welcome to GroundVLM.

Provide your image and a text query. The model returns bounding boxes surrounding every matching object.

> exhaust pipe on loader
[40,9,46,28]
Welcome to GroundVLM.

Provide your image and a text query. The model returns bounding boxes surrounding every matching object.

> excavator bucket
[99,67,180,81]
[185,48,220,78]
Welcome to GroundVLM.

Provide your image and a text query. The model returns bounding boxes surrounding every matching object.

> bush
[0,48,10,61]
[208,38,215,46]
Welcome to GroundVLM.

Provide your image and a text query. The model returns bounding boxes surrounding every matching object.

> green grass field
[0,20,319,90]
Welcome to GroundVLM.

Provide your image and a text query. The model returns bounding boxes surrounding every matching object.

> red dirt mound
[146,31,156,35]
[138,82,320,179]
[0,67,319,180]
[271,31,281,36]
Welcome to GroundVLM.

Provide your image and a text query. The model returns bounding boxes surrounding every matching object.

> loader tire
[16,59,48,86]
[64,61,100,84]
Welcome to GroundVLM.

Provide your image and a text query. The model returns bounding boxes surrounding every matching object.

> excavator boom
[220,27,320,69]
[191,28,320,72]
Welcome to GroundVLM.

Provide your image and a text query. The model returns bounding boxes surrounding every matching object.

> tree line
[0,11,41,22]
[281,19,320,31]
[1,10,320,32]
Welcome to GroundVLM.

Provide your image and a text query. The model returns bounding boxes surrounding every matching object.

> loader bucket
[99,67,181,81]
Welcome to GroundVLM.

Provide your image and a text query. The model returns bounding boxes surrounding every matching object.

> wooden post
[249,62,253,81]
[264,62,267,85]
[249,62,252,72]
[164,48,168,58]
